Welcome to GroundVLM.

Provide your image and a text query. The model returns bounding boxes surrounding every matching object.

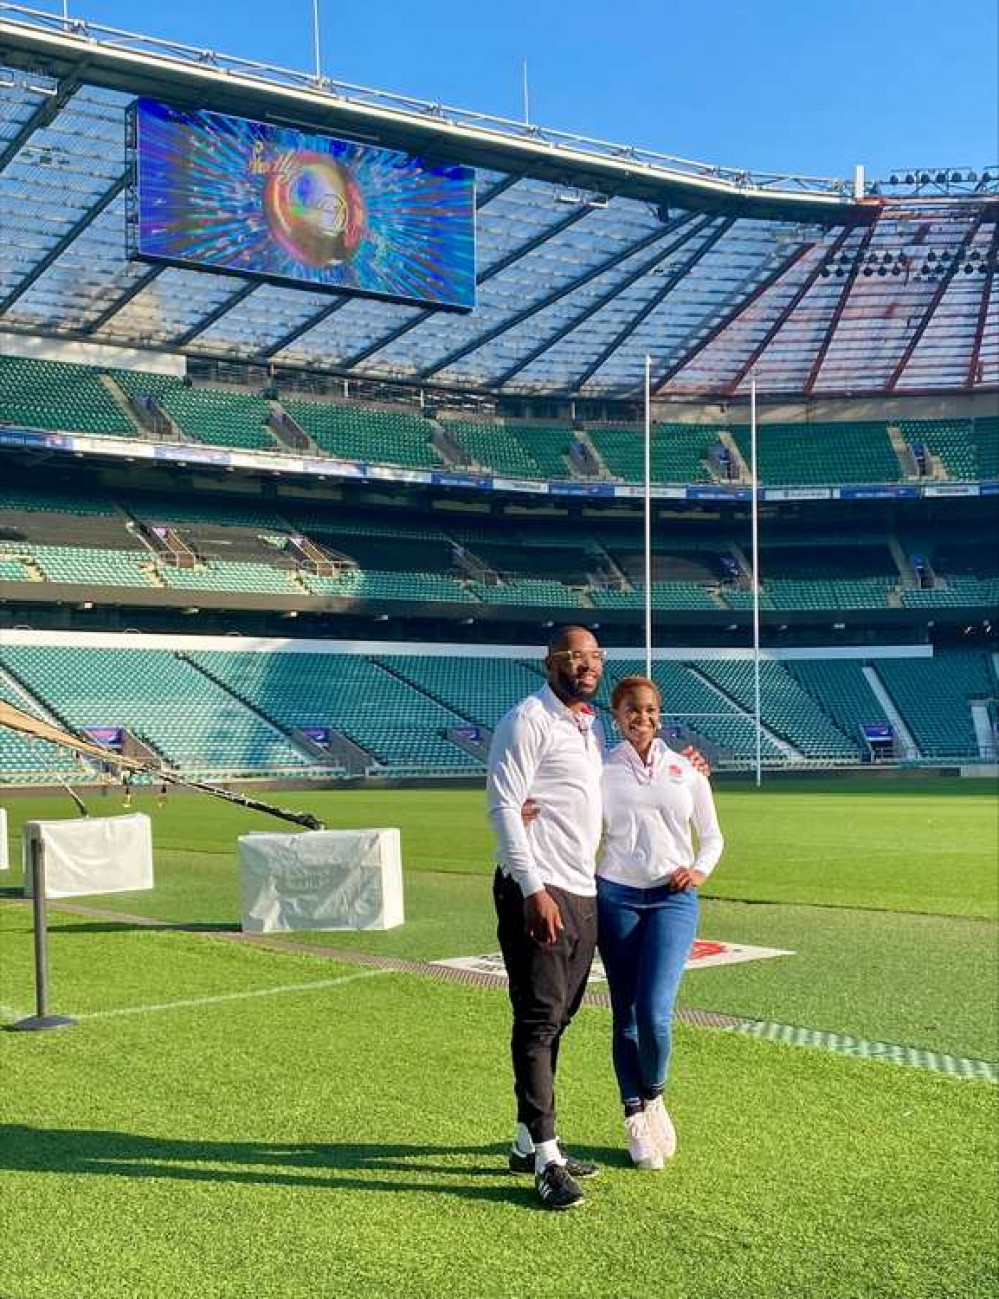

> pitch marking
[75,969,394,1021]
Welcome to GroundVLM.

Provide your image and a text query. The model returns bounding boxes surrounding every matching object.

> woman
[526,674,724,1171]
[598,675,723,1170]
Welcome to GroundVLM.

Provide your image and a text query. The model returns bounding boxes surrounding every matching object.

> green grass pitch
[1,777,996,1298]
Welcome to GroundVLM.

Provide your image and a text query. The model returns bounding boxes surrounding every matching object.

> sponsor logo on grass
[431,940,794,981]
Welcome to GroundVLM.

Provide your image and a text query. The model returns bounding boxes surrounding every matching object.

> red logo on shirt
[667,764,684,778]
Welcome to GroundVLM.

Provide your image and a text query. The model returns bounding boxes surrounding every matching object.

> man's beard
[554,670,597,702]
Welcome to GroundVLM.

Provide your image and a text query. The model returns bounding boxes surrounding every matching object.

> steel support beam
[0,173,127,314]
[414,217,696,383]
[887,212,986,390]
[569,216,734,392]
[258,297,352,360]
[803,222,878,395]
[966,220,999,388]
[725,224,855,394]
[0,74,81,174]
[83,263,165,334]
[648,240,815,395]
[171,279,258,348]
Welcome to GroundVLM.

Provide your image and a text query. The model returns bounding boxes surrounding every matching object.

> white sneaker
[624,1110,664,1171]
[644,1095,677,1159]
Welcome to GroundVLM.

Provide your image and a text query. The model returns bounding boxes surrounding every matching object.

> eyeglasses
[550,650,607,665]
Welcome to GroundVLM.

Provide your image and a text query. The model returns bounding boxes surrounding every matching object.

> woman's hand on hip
[671,868,707,891]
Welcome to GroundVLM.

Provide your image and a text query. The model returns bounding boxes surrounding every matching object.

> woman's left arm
[672,773,724,890]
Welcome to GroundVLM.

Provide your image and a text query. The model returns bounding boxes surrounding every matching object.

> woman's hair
[610,675,661,709]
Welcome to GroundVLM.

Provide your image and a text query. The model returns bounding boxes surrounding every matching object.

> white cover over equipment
[239,828,403,933]
[23,814,154,897]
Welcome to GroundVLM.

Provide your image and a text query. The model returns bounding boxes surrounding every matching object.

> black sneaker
[509,1142,599,1178]
[535,1161,586,1211]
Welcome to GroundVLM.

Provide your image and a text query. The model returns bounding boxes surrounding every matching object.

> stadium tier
[4,352,998,490]
[0,672,83,784]
[0,645,994,780]
[188,651,477,773]
[590,584,720,610]
[587,424,724,484]
[0,646,322,777]
[732,422,902,485]
[875,653,998,759]
[113,371,278,451]
[0,355,136,437]
[695,660,860,759]
[786,660,893,753]
[281,399,442,468]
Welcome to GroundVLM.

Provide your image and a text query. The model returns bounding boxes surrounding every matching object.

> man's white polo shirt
[487,683,605,899]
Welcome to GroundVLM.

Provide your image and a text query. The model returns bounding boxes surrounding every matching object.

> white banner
[0,808,8,871]
[239,827,404,933]
[23,813,153,898]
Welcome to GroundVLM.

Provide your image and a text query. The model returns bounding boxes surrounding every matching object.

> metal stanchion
[7,828,76,1032]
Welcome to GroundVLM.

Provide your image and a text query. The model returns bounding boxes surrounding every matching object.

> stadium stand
[301,569,476,603]
[374,656,548,729]
[786,660,894,755]
[588,423,722,483]
[0,355,136,437]
[0,544,158,588]
[731,421,902,485]
[189,651,476,772]
[875,653,998,758]
[0,672,84,783]
[158,561,301,596]
[281,398,442,468]
[113,372,278,451]
[0,647,318,776]
[590,583,719,610]
[695,659,859,759]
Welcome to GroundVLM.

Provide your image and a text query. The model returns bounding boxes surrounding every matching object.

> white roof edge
[0,11,855,211]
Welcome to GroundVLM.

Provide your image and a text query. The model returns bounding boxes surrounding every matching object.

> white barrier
[23,814,154,898]
[0,807,8,871]
[239,828,404,933]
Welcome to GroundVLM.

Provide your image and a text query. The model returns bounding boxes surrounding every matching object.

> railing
[0,3,855,199]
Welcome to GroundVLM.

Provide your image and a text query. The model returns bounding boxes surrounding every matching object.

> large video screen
[131,98,476,310]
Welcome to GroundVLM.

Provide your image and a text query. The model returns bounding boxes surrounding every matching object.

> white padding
[239,828,403,933]
[23,814,154,898]
[0,808,8,871]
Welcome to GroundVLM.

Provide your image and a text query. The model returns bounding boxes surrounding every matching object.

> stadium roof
[1,4,996,402]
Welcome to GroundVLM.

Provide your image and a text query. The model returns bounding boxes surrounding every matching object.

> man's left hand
[682,745,711,778]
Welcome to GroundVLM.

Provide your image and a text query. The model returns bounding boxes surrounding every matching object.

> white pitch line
[75,969,395,1021]
[1,1003,26,1021]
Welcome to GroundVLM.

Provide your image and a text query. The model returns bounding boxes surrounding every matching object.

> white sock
[513,1122,534,1155]
[535,1138,564,1172]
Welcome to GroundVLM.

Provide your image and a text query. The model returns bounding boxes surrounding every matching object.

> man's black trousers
[493,869,598,1144]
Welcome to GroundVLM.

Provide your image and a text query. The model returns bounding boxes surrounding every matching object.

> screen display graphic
[131,98,476,310]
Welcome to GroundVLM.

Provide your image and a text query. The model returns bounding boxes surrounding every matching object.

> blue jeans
[596,877,699,1105]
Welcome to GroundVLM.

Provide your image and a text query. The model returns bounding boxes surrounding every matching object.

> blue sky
[33,0,999,179]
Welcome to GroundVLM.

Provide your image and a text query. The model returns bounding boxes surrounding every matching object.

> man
[487,625,606,1211]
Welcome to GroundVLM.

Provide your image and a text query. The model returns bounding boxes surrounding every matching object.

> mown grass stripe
[730,1019,998,1082]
